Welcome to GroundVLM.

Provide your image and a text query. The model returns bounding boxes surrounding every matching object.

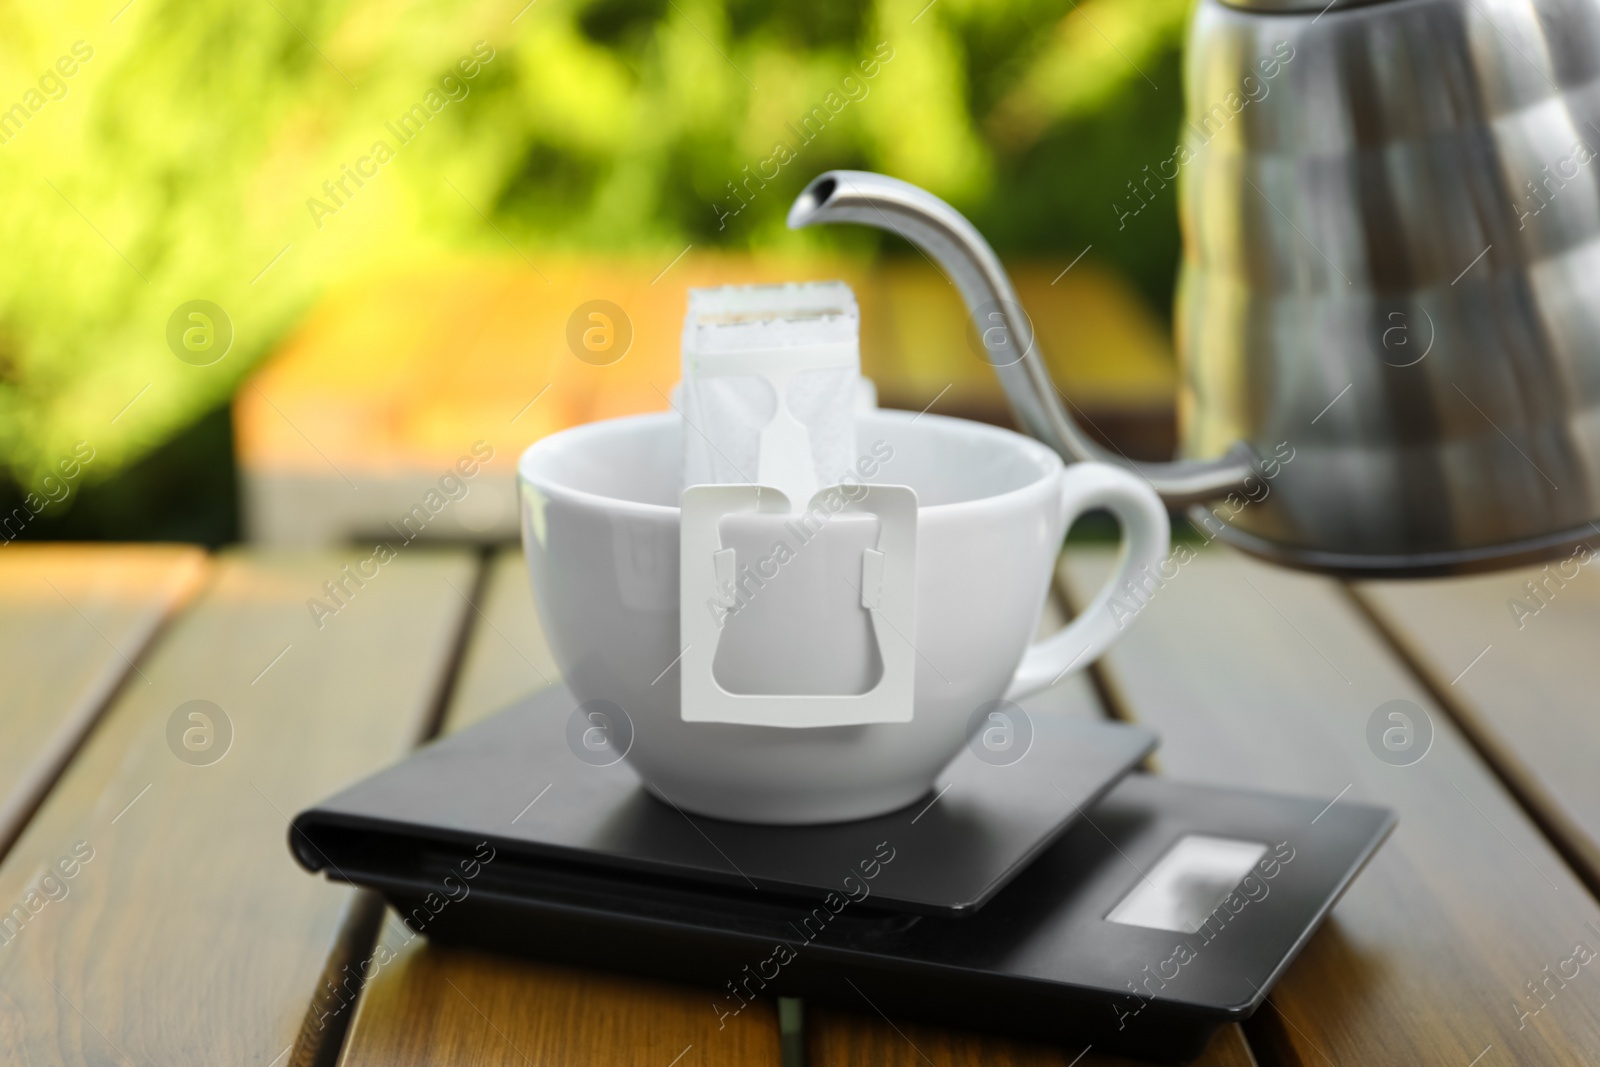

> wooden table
[3,540,1600,1066]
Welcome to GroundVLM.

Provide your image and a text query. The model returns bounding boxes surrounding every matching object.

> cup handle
[1003,463,1170,701]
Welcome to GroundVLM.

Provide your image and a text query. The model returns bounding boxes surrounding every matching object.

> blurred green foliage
[0,0,1189,512]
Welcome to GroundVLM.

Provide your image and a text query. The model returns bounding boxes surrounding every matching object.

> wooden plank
[336,545,782,1066]
[0,549,478,1067]
[1058,546,1600,1066]
[1354,563,1600,894]
[339,941,778,1067]
[440,549,559,732]
[808,1005,1259,1067]
[0,544,207,859]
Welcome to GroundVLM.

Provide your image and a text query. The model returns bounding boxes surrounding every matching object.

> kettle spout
[787,170,1255,506]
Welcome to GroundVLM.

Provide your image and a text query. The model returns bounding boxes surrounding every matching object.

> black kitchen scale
[290,684,1394,1062]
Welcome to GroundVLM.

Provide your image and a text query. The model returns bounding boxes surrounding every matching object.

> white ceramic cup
[519,409,1168,824]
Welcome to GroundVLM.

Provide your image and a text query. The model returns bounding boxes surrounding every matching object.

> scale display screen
[1105,834,1268,933]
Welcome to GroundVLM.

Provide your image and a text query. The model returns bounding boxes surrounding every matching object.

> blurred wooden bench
[2,541,1599,1065]
[234,254,1176,545]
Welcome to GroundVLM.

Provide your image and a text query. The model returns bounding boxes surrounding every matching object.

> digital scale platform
[291,686,1393,1062]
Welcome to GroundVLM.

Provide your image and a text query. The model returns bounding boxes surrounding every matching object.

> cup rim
[518,408,1064,520]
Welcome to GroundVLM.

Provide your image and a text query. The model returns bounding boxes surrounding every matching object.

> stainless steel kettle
[787,0,1600,577]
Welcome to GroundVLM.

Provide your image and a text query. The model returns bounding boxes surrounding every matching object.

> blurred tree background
[0,0,1190,543]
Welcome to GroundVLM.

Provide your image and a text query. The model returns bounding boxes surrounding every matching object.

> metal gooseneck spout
[786,170,1256,506]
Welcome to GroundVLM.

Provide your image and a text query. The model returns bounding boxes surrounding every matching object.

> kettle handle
[786,170,1257,506]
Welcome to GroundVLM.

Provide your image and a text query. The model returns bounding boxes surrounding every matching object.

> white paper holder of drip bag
[675,281,918,729]
[678,482,918,728]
